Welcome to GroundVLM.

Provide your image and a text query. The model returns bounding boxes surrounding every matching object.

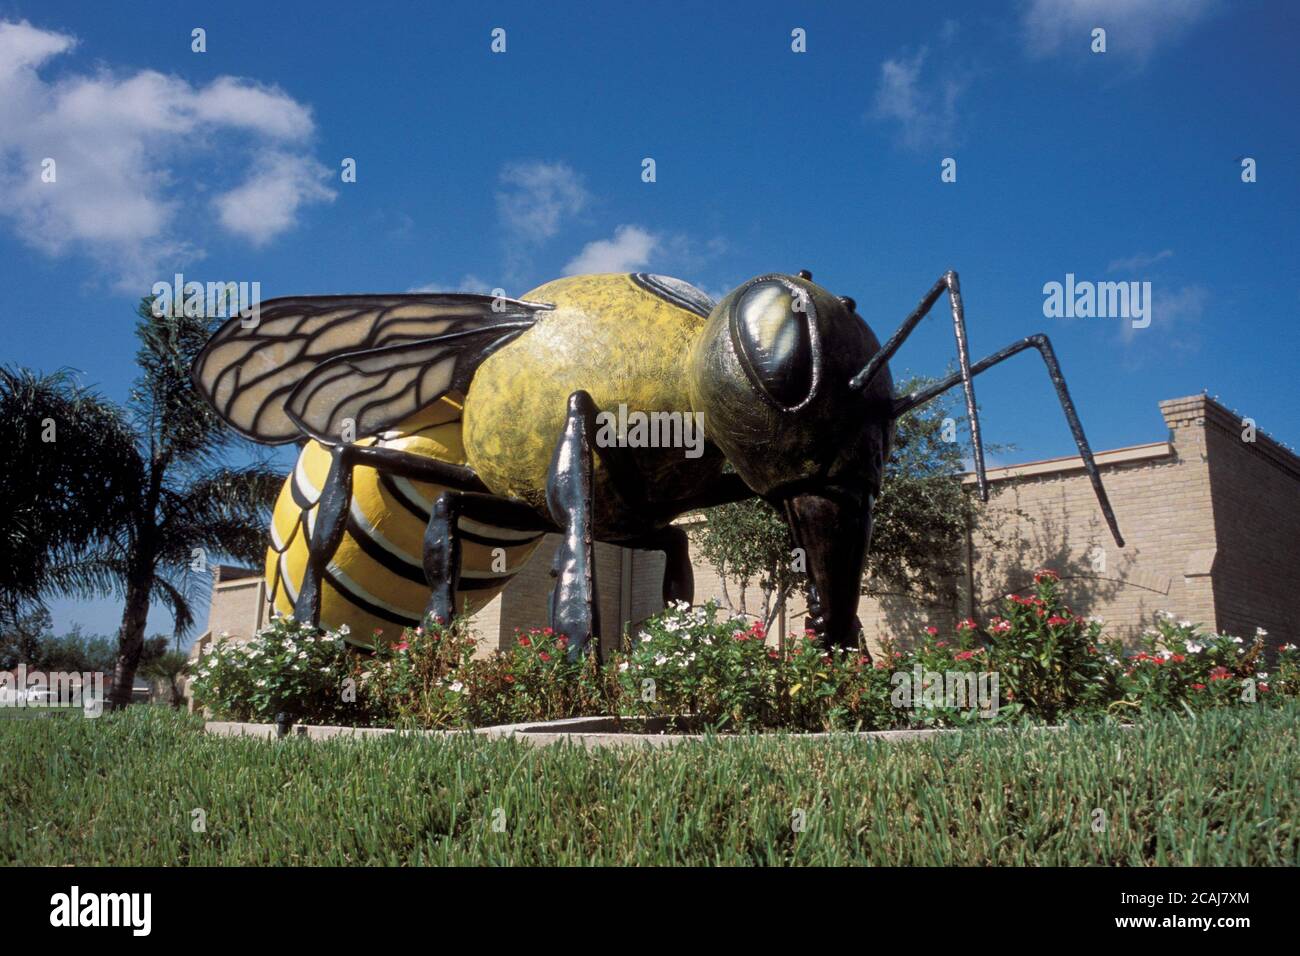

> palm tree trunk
[109,574,152,709]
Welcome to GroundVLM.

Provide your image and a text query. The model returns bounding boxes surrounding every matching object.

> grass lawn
[3,704,1297,865]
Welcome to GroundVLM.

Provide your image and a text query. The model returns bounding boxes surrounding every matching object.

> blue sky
[2,0,1297,640]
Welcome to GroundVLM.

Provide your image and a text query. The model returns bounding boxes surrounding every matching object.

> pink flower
[955,650,974,662]
[925,626,939,636]
[392,641,409,652]
[1047,615,1070,627]
[1209,666,1231,681]
[1034,569,1060,584]
[539,651,551,662]
[517,635,531,647]
[957,618,977,631]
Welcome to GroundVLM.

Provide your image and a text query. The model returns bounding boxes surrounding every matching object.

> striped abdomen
[265,396,542,646]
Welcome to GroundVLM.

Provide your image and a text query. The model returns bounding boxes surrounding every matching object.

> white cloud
[1107,249,1173,273]
[496,161,589,244]
[0,19,334,288]
[563,225,658,275]
[871,48,965,149]
[1022,0,1218,60]
[214,152,334,246]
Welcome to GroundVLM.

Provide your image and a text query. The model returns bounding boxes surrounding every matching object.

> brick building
[193,394,1299,661]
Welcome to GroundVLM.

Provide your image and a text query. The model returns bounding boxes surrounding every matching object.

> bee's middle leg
[546,390,602,662]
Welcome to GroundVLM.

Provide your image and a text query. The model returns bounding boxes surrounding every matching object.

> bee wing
[283,326,531,443]
[191,294,551,443]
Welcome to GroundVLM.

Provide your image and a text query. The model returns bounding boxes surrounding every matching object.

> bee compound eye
[732,280,813,408]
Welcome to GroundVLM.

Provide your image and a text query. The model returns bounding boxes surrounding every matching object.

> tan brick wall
[1198,400,1300,644]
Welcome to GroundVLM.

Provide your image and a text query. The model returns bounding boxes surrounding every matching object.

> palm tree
[0,368,136,627]
[1,299,282,707]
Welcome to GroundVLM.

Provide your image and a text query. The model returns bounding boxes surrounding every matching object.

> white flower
[1256,627,1269,639]
[255,679,267,687]
[1155,610,1174,621]
[1233,636,1244,645]
[1283,643,1298,652]
[297,652,307,660]
[654,655,668,666]
[449,681,464,693]
[1186,641,1204,654]
[1177,620,1192,629]
[618,662,629,672]
[1087,616,1104,626]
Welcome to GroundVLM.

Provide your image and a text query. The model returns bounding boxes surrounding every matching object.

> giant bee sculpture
[193,270,1124,660]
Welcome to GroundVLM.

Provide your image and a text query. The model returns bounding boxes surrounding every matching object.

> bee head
[688,270,894,504]
[688,270,897,651]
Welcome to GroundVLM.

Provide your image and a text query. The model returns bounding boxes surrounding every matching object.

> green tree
[692,377,991,633]
[0,300,282,707]
[139,650,190,709]
[0,368,138,627]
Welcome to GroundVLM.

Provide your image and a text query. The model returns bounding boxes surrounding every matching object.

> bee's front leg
[546,391,602,663]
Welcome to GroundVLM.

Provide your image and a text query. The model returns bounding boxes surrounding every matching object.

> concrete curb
[203,716,1068,750]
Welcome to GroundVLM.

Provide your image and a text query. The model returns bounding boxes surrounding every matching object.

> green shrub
[190,616,362,725]
[190,570,1299,732]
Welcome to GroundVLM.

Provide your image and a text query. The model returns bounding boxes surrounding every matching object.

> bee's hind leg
[422,490,552,626]
[546,391,603,663]
[293,445,354,628]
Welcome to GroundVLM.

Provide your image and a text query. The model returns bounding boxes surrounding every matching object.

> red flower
[955,650,974,661]
[556,636,569,648]
[517,635,531,647]
[768,649,779,659]
[1209,666,1231,681]
[393,641,409,652]
[1192,683,1206,691]
[1171,654,1186,663]
[1260,683,1270,693]
[925,626,939,636]
[957,618,977,631]
[1034,569,1060,583]
[539,651,551,662]
[935,640,947,648]
[1047,615,1069,627]
[505,674,516,683]
[542,627,553,635]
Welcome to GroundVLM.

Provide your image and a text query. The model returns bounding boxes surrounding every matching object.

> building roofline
[960,441,1173,485]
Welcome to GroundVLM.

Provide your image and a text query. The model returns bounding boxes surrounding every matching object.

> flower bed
[190,569,1300,733]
